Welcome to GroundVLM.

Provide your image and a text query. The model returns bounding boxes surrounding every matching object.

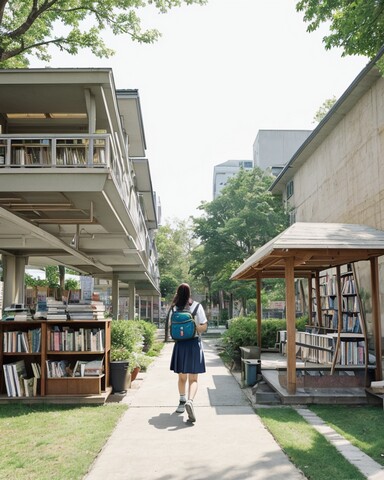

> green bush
[110,320,158,371]
[137,320,157,352]
[221,315,308,361]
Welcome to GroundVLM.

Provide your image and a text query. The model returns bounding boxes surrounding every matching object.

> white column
[128,283,136,320]
[2,255,16,307]
[112,275,119,320]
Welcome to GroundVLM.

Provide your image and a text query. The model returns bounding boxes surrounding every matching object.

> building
[213,159,253,199]
[253,129,312,176]
[0,68,160,321]
[269,47,384,345]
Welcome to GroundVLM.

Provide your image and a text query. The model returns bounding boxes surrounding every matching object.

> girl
[169,283,208,422]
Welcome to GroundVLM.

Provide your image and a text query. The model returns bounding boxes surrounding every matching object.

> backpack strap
[191,303,200,317]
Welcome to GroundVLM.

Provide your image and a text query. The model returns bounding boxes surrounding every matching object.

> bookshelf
[0,319,110,400]
[297,268,368,368]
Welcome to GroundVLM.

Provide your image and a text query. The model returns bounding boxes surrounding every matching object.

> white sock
[180,394,186,403]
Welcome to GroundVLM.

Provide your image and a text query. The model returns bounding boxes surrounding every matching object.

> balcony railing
[0,134,159,285]
[0,134,110,167]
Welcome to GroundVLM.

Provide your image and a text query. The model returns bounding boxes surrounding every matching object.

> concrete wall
[288,77,384,345]
[254,130,311,171]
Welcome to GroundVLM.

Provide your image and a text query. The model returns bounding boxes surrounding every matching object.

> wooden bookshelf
[297,268,368,368]
[0,319,110,401]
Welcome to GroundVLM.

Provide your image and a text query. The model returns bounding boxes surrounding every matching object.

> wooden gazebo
[231,222,384,394]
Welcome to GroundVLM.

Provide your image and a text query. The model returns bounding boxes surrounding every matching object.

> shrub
[137,320,157,352]
[110,320,158,371]
[221,315,308,361]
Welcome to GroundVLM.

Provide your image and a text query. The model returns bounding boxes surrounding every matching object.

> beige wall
[288,77,384,345]
[292,79,384,226]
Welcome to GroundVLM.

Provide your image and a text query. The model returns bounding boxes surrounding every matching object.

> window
[286,180,294,199]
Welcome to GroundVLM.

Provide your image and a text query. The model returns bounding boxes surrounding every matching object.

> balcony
[0,69,159,301]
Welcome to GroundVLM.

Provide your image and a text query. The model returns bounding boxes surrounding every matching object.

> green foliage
[0,0,207,68]
[137,319,157,352]
[110,319,157,371]
[191,167,288,307]
[65,278,80,290]
[25,273,48,287]
[221,315,307,361]
[45,265,59,288]
[156,219,203,301]
[313,96,337,123]
[296,0,384,58]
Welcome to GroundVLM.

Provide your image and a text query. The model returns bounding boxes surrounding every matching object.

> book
[83,358,104,376]
[3,364,16,397]
[23,377,35,397]
[11,360,28,397]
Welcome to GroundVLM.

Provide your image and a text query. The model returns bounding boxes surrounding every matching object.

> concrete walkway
[84,339,305,480]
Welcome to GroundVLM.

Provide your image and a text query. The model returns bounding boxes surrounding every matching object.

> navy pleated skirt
[170,336,206,374]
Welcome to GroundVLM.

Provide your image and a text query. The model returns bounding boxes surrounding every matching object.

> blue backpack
[170,303,199,341]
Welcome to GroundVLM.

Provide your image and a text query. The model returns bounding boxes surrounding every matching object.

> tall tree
[192,167,288,315]
[156,219,200,301]
[0,0,207,68]
[296,0,384,58]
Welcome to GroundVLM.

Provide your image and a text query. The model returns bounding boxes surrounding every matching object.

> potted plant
[110,320,138,393]
[128,351,153,381]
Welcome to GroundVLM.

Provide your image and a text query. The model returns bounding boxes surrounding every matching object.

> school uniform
[170,301,207,374]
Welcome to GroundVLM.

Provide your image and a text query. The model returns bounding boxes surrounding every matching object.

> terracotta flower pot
[131,366,141,382]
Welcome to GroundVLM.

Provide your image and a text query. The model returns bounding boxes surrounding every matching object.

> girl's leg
[178,373,187,395]
[176,373,188,413]
[187,373,198,400]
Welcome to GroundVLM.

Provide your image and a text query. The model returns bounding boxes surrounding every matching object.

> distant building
[253,130,312,176]
[213,159,253,199]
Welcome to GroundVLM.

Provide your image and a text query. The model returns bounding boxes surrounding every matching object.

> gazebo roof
[231,222,384,280]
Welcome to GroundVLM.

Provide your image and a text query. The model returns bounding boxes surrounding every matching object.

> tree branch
[0,35,68,61]
[6,0,60,40]
[0,0,9,26]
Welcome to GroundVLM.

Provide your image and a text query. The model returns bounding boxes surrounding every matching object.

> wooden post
[315,271,322,329]
[370,257,383,381]
[285,257,296,394]
[308,276,313,326]
[331,266,343,375]
[256,278,262,351]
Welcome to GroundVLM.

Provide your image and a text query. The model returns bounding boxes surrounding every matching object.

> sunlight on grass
[0,403,128,480]
[310,404,384,466]
[257,407,366,480]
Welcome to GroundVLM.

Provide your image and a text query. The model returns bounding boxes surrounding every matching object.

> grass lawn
[310,404,384,466]
[257,406,366,480]
[0,403,128,480]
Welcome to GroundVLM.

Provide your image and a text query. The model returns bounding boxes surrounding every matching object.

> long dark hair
[172,283,191,310]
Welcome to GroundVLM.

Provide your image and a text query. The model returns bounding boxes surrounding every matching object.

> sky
[30,0,369,223]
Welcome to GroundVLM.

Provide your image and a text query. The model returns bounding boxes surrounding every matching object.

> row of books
[335,341,365,366]
[46,358,104,378]
[320,311,361,332]
[48,326,105,352]
[341,277,356,295]
[296,332,333,364]
[2,328,41,353]
[3,360,41,397]
[321,295,360,313]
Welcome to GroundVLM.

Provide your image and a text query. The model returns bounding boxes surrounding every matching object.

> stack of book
[66,303,94,320]
[91,301,106,320]
[2,304,32,321]
[46,298,68,321]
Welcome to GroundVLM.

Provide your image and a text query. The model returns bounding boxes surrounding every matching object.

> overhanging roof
[270,46,384,194]
[231,222,384,280]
